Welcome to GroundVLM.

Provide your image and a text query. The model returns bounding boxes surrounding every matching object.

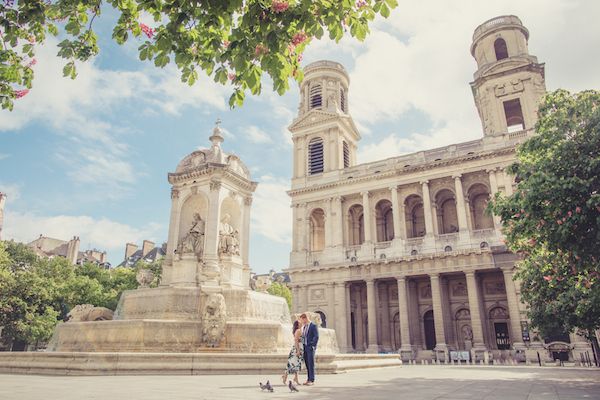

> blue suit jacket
[305,322,319,349]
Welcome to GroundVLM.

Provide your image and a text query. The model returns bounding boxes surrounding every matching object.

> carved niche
[489,306,509,320]
[452,282,468,297]
[420,284,432,299]
[485,281,506,295]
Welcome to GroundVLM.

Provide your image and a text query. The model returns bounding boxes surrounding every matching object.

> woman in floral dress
[282,319,304,385]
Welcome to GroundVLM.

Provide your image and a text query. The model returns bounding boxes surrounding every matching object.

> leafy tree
[267,281,291,311]
[1,0,398,110]
[0,241,164,348]
[491,89,600,364]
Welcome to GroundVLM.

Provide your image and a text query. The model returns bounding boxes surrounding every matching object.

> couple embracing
[282,312,319,386]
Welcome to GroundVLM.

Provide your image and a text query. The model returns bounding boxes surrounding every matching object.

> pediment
[288,109,360,139]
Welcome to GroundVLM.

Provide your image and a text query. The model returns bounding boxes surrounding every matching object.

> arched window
[494,38,508,61]
[343,141,350,168]
[308,137,324,175]
[315,311,327,328]
[348,204,364,245]
[310,84,322,109]
[309,208,325,251]
[340,88,346,112]
[503,98,525,132]
[375,199,394,242]
[435,189,458,234]
[405,195,425,238]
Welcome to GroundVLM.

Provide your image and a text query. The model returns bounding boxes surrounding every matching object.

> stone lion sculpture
[67,304,114,322]
[202,293,227,347]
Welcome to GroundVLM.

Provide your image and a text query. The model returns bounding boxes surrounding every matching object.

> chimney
[142,240,155,258]
[125,243,138,260]
[100,252,106,263]
[66,236,80,265]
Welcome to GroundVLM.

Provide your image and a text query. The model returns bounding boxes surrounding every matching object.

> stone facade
[286,16,591,363]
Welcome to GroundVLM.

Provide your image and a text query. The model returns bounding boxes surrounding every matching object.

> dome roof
[173,121,251,180]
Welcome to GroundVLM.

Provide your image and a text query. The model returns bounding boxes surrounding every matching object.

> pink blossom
[513,213,521,218]
[26,58,37,67]
[356,0,367,8]
[543,276,552,282]
[528,238,537,246]
[292,32,308,46]
[228,73,236,81]
[557,219,563,225]
[139,23,154,39]
[297,53,303,62]
[254,44,268,57]
[271,0,289,13]
[567,210,572,217]
[14,89,29,99]
[576,206,582,213]
[223,40,230,48]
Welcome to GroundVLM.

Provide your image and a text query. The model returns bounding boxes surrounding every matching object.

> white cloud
[0,183,21,201]
[0,154,9,160]
[251,175,292,244]
[245,125,272,143]
[0,37,231,197]
[303,0,600,159]
[3,211,162,255]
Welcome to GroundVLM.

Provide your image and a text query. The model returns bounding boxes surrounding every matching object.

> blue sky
[2,1,600,273]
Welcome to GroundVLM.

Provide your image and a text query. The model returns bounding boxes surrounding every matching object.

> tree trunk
[590,334,600,367]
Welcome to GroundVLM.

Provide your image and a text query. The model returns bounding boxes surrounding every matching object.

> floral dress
[285,334,304,374]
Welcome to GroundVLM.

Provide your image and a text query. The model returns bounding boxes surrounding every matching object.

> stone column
[298,203,308,251]
[165,187,182,263]
[487,169,502,231]
[398,203,407,240]
[430,273,448,356]
[326,282,335,327]
[203,182,223,285]
[502,268,525,349]
[345,283,353,351]
[298,285,309,313]
[362,191,373,243]
[334,282,349,352]
[333,196,344,247]
[421,181,434,237]
[291,285,300,314]
[242,196,252,267]
[354,285,365,350]
[503,168,514,196]
[292,204,299,252]
[365,279,379,353]
[390,186,402,242]
[379,282,391,350]
[465,272,486,352]
[325,198,333,248]
[453,175,469,232]
[397,277,413,356]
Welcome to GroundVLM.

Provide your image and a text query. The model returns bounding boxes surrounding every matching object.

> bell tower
[289,61,360,188]
[470,15,546,136]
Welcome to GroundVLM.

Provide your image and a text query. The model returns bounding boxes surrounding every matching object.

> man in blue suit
[300,312,319,385]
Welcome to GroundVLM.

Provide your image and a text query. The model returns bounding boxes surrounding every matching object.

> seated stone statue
[177,213,205,259]
[218,213,238,256]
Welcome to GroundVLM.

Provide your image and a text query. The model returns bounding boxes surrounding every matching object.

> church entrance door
[494,322,510,350]
[424,310,436,350]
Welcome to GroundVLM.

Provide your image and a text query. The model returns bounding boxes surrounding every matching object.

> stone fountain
[0,121,400,375]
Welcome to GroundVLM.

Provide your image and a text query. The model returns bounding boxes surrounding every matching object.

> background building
[117,240,166,268]
[27,234,109,268]
[286,16,589,363]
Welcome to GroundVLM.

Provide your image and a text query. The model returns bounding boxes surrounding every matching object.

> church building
[286,15,590,363]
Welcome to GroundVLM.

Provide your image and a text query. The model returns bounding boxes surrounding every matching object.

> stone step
[0,352,402,376]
